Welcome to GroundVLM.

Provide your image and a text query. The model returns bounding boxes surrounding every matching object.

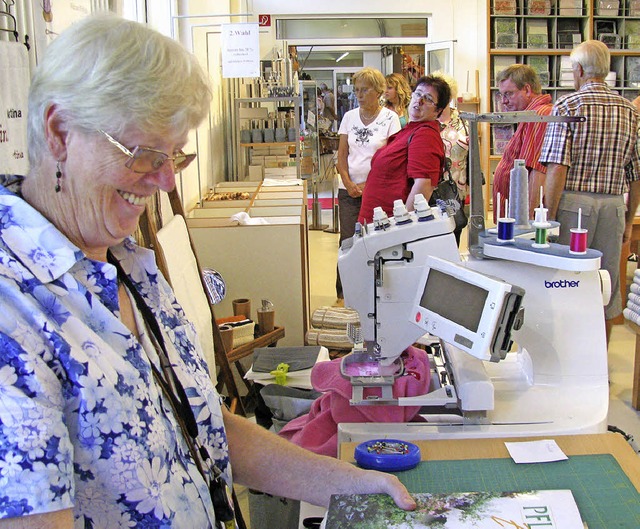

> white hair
[27,13,212,168]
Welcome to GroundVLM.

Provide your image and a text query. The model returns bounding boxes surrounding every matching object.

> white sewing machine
[336,196,610,442]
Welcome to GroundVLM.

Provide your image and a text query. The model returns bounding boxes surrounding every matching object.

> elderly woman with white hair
[0,14,414,529]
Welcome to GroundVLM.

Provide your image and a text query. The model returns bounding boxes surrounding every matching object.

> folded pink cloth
[278,346,430,457]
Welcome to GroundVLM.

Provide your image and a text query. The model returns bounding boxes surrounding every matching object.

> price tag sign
[221,23,260,79]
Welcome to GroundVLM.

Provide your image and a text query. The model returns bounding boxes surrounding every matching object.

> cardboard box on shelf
[264,166,298,179]
[496,33,518,48]
[493,56,518,84]
[248,165,263,181]
[527,0,551,15]
[526,19,548,48]
[494,0,517,15]
[558,0,583,15]
[599,33,622,49]
[597,0,620,15]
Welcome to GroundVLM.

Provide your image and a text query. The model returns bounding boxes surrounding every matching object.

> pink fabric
[278,346,430,457]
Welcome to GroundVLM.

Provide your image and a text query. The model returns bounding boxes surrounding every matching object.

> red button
[415,312,421,322]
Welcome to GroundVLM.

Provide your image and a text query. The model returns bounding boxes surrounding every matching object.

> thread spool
[569,229,588,254]
[531,203,551,249]
[509,159,530,228]
[497,217,515,243]
[569,207,588,255]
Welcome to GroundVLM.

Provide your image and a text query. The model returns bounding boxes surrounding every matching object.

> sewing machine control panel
[411,256,525,362]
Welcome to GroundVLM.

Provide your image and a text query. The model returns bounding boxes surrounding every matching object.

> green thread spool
[535,226,548,245]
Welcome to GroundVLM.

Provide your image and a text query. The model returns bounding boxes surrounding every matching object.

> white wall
[168,0,237,211]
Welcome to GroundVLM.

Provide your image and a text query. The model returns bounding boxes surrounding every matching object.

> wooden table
[228,325,285,391]
[227,325,285,364]
[340,433,640,492]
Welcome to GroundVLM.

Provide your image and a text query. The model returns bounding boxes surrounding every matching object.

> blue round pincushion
[354,439,421,472]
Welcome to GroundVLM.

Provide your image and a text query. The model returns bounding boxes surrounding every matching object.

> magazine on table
[325,489,586,528]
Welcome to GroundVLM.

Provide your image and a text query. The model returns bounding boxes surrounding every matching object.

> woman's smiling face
[60,126,185,255]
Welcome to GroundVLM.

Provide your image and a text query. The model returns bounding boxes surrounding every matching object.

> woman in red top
[358,75,450,224]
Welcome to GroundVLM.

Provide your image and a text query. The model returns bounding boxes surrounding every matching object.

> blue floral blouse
[0,176,230,528]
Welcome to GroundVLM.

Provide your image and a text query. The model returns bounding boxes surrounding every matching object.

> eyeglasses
[411,91,438,107]
[99,130,196,174]
[496,90,521,101]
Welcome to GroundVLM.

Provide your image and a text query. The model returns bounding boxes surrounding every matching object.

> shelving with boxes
[235,89,320,183]
[235,91,319,186]
[484,0,640,214]
[235,96,301,182]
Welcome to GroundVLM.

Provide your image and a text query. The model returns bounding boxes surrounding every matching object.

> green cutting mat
[393,454,640,529]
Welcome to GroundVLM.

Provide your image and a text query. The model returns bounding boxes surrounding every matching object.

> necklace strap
[360,106,380,121]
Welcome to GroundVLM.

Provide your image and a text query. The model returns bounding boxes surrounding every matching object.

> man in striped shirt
[540,40,640,343]
[492,65,553,223]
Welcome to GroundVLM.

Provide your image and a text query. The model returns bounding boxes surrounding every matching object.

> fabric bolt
[0,176,228,528]
[278,346,430,458]
[492,93,553,223]
[358,120,444,224]
[556,191,626,320]
[539,81,640,195]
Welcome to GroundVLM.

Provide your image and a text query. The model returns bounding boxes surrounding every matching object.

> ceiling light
[336,52,349,63]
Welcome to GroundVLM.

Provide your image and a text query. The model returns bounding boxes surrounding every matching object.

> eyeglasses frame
[99,129,196,173]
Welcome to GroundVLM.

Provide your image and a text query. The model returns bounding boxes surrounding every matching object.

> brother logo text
[545,279,580,288]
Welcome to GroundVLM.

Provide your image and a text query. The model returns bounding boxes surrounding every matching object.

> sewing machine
[337,200,610,441]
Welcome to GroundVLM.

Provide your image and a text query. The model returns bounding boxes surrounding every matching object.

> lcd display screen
[419,269,489,332]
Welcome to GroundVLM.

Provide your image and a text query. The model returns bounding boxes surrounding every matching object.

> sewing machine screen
[411,256,524,362]
[419,269,488,332]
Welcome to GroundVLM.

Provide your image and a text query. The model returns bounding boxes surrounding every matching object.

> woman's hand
[349,468,417,511]
[347,182,364,198]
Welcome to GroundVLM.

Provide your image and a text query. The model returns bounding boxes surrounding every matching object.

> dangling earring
[55,161,62,193]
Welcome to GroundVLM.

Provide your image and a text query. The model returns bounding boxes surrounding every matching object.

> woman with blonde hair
[384,73,412,128]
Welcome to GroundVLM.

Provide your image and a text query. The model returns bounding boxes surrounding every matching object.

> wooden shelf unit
[484,0,640,213]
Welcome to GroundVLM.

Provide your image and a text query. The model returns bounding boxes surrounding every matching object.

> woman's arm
[223,408,415,510]
[336,134,362,198]
[0,509,73,529]
[406,179,434,211]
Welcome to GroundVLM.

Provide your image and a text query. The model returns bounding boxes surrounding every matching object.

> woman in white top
[335,67,401,299]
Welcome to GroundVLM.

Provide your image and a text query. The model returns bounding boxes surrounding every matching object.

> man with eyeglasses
[492,64,553,223]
